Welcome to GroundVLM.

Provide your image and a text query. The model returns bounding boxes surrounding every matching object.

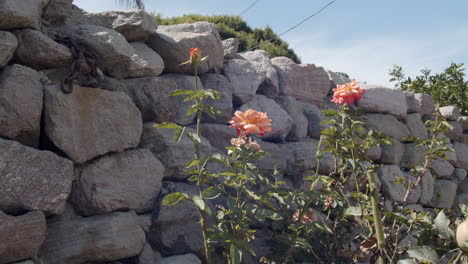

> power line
[243,0,337,52]
[239,0,261,16]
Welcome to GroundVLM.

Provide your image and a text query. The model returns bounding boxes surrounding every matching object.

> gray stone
[224,57,265,104]
[272,57,330,107]
[420,172,435,205]
[458,116,468,131]
[380,139,404,165]
[405,91,422,114]
[458,177,468,194]
[199,73,233,123]
[146,22,224,74]
[398,231,419,250]
[102,74,198,125]
[129,42,165,77]
[13,29,72,70]
[200,123,236,152]
[454,168,467,184]
[39,211,145,264]
[47,202,81,224]
[327,70,350,88]
[137,242,161,264]
[414,93,435,117]
[455,193,468,209]
[300,101,327,138]
[11,260,35,264]
[240,95,293,141]
[405,113,428,139]
[72,149,165,216]
[377,165,420,203]
[363,113,410,141]
[140,124,212,180]
[0,64,43,147]
[44,85,142,164]
[357,86,407,119]
[454,142,468,171]
[400,143,426,168]
[445,121,463,141]
[429,180,457,209]
[439,106,461,121]
[0,211,46,264]
[222,38,239,59]
[278,140,317,176]
[366,145,382,161]
[41,66,105,88]
[157,254,201,264]
[241,50,279,98]
[430,159,455,178]
[0,138,74,215]
[150,182,203,255]
[0,0,42,30]
[42,0,73,24]
[0,31,17,68]
[277,96,308,141]
[255,141,288,171]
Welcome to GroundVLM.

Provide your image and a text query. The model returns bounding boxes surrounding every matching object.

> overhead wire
[239,0,262,16]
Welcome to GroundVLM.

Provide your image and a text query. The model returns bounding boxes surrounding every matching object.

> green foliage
[153,13,301,63]
[389,63,468,115]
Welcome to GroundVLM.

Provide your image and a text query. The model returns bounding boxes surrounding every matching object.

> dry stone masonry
[0,0,467,263]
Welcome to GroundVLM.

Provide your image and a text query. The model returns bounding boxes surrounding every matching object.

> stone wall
[1,1,468,263]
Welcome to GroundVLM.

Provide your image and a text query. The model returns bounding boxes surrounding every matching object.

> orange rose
[190,48,200,64]
[331,79,365,106]
[228,109,273,136]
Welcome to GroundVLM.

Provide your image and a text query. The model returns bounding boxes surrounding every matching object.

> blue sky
[74,0,468,86]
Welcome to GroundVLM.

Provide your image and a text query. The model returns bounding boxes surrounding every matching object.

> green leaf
[202,186,221,199]
[169,89,194,96]
[322,109,337,116]
[187,132,201,144]
[192,195,206,211]
[434,210,455,240]
[155,123,186,143]
[397,259,418,264]
[254,209,283,221]
[230,244,242,264]
[162,192,188,205]
[186,159,199,168]
[344,206,363,217]
[407,246,440,264]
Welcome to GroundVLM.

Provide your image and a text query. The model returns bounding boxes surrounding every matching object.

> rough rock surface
[380,139,405,165]
[0,31,18,68]
[458,116,468,131]
[224,57,265,104]
[42,0,73,24]
[200,123,236,152]
[363,114,410,141]
[72,149,165,216]
[405,91,422,114]
[406,113,428,139]
[272,57,330,107]
[241,50,279,98]
[445,121,463,141]
[357,86,407,119]
[439,106,460,121]
[414,93,435,117]
[327,70,351,88]
[44,85,142,164]
[400,143,426,168]
[199,73,233,123]
[278,140,317,176]
[129,42,165,77]
[454,142,468,171]
[0,211,46,264]
[378,165,420,203]
[300,101,327,138]
[256,141,288,171]
[150,182,203,255]
[240,95,293,141]
[38,211,145,264]
[430,159,455,178]
[0,138,74,215]
[146,22,224,74]
[13,29,72,70]
[222,38,239,59]
[0,0,42,30]
[102,74,198,125]
[157,254,201,264]
[420,172,435,205]
[278,96,308,141]
[140,124,212,180]
[0,64,43,147]
[429,180,457,209]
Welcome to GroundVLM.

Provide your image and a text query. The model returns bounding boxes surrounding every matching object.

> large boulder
[0,31,17,68]
[255,141,288,171]
[224,57,265,104]
[146,22,224,74]
[271,57,330,107]
[0,0,42,30]
[439,106,461,121]
[429,180,457,209]
[278,140,317,176]
[199,73,233,123]
[445,121,463,141]
[405,113,428,139]
[199,123,236,152]
[458,116,468,131]
[240,95,293,141]
[357,86,407,119]
[150,182,203,255]
[405,91,422,114]
[363,113,410,141]
[327,70,351,88]
[42,0,73,24]
[72,149,165,216]
[420,172,435,205]
[377,165,420,203]
[0,138,74,215]
[38,211,145,264]
[400,143,426,168]
[240,50,279,98]
[71,25,162,78]
[277,96,308,141]
[44,85,142,164]
[157,254,201,264]
[222,37,239,59]
[414,93,435,117]
[0,211,46,264]
[0,64,43,147]
[300,101,327,138]
[140,124,212,180]
[454,142,468,171]
[13,29,72,70]
[101,74,198,125]
[430,159,455,178]
[380,139,405,165]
